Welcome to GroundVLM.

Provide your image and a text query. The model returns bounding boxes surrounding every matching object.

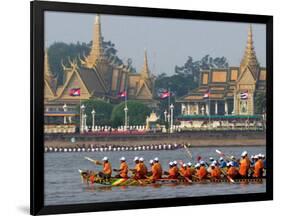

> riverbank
[44,130,266,148]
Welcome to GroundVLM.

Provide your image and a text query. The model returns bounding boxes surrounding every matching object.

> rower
[210,163,221,179]
[230,156,239,167]
[173,160,179,174]
[253,155,264,178]
[114,157,128,178]
[139,157,148,178]
[168,161,178,179]
[239,151,250,178]
[151,157,162,180]
[227,162,238,179]
[187,162,195,177]
[219,157,227,168]
[196,161,208,180]
[132,156,142,179]
[98,157,112,180]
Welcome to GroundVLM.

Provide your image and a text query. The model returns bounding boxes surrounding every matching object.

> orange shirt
[239,158,249,177]
[119,162,128,178]
[210,167,221,179]
[151,163,162,180]
[227,167,238,178]
[197,166,207,180]
[253,159,264,177]
[168,167,178,179]
[103,162,112,175]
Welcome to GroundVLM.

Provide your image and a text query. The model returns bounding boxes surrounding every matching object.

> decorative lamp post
[91,109,96,132]
[201,106,205,115]
[170,104,174,133]
[124,105,128,131]
[164,110,167,122]
[80,104,85,133]
[84,114,87,132]
[63,104,68,124]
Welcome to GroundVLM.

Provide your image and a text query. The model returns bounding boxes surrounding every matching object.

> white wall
[0,0,279,215]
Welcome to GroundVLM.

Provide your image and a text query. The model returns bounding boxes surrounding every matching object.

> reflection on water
[44,146,266,206]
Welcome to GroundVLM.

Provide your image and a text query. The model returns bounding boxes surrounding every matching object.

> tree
[255,92,266,114]
[48,39,136,86]
[155,55,229,100]
[111,101,151,127]
[77,99,114,126]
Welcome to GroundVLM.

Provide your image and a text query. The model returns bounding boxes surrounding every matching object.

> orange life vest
[119,162,128,178]
[103,162,112,176]
[239,158,249,177]
[197,166,207,180]
[227,167,238,178]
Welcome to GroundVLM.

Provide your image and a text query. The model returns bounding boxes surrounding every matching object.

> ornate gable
[57,67,91,100]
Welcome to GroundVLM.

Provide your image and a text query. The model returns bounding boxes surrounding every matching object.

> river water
[44,146,266,206]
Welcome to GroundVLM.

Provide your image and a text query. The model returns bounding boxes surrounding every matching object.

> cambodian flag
[118,90,127,98]
[240,90,249,100]
[203,89,210,99]
[69,88,80,96]
[160,90,171,99]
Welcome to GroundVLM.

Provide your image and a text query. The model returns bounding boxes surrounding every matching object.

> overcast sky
[45,11,266,75]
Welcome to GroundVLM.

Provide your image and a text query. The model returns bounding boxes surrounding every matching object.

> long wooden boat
[78,169,265,187]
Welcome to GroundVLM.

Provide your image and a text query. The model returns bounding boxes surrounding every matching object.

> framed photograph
[31,1,273,215]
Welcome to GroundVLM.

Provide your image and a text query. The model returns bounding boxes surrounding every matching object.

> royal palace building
[178,25,266,117]
[44,15,157,112]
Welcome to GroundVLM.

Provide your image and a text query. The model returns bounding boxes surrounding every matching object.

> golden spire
[44,49,57,91]
[84,14,105,68]
[141,50,150,79]
[44,48,55,79]
[240,24,260,77]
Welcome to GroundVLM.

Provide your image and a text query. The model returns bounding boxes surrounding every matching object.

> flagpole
[124,78,128,130]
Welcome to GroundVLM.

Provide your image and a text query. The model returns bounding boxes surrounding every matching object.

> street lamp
[170,104,174,133]
[63,104,68,124]
[164,110,167,122]
[124,105,128,130]
[80,104,85,133]
[91,109,96,132]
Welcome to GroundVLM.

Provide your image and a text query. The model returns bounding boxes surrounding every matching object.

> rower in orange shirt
[132,156,142,179]
[114,157,128,178]
[151,157,162,180]
[196,161,208,180]
[253,155,264,178]
[239,151,250,178]
[139,157,147,178]
[210,163,221,179]
[168,161,178,179]
[98,157,112,180]
[227,162,239,179]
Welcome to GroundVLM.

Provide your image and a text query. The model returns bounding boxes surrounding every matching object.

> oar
[84,156,102,165]
[215,149,232,161]
[219,168,236,184]
[184,143,193,159]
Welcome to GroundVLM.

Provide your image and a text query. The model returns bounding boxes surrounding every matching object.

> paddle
[85,156,102,165]
[183,143,193,159]
[215,149,232,161]
[218,167,236,184]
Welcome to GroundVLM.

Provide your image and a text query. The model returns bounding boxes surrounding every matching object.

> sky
[45,11,266,75]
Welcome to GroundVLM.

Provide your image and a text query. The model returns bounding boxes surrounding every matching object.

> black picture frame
[31,1,273,215]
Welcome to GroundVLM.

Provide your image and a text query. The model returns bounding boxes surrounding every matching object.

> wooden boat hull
[79,170,265,187]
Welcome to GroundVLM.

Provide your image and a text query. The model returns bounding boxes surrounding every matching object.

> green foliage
[77,99,114,126]
[254,91,266,114]
[111,100,151,127]
[48,39,136,86]
[155,55,229,99]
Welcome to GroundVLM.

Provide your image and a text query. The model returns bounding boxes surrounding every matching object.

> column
[196,103,199,115]
[215,101,218,115]
[187,103,191,115]
[233,92,236,115]
[206,103,209,115]
[224,101,228,115]
[181,104,186,114]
